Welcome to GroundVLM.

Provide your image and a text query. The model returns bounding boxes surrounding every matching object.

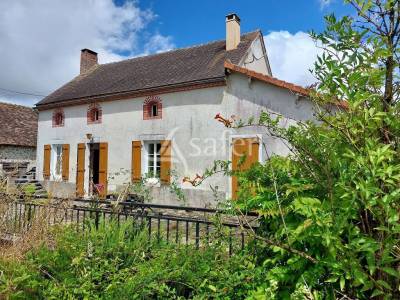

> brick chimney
[226,13,241,51]
[80,48,98,74]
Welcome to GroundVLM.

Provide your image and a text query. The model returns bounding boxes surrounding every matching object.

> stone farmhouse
[0,102,37,177]
[35,14,316,206]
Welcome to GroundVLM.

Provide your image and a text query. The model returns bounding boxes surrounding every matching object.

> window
[52,109,64,127]
[151,103,158,117]
[52,144,63,180]
[146,142,161,178]
[94,109,100,121]
[143,95,162,120]
[87,103,102,124]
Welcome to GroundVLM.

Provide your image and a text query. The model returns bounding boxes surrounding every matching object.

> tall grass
[0,176,66,261]
[0,219,263,299]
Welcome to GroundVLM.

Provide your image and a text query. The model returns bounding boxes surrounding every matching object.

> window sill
[143,117,162,120]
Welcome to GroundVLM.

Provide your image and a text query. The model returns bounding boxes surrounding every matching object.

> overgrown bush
[0,220,266,299]
[229,1,400,298]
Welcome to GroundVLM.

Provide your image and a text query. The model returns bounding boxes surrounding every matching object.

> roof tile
[37,31,260,107]
[0,102,38,147]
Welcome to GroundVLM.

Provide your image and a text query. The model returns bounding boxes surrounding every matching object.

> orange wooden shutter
[62,144,70,181]
[98,142,108,199]
[76,143,85,197]
[231,138,259,199]
[131,141,142,182]
[43,145,51,179]
[160,140,171,184]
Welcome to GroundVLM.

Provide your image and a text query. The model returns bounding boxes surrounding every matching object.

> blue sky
[131,0,352,50]
[0,0,353,106]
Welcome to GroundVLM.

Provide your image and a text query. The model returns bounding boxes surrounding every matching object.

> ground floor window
[52,144,63,180]
[145,142,161,178]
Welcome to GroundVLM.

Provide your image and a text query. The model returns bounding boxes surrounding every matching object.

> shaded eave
[0,143,36,148]
[35,76,226,111]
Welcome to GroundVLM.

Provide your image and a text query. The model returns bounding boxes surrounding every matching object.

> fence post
[95,210,100,229]
[27,204,32,228]
[195,222,200,249]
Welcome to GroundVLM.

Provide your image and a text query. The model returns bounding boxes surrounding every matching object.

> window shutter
[43,144,51,179]
[131,141,142,182]
[160,140,171,184]
[231,138,259,199]
[62,144,70,181]
[98,142,108,199]
[76,143,85,197]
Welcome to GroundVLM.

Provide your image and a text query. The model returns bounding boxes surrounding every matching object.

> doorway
[88,142,108,198]
[89,143,100,195]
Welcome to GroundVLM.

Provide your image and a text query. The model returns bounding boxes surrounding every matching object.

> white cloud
[144,34,175,54]
[319,0,334,9]
[264,31,322,87]
[0,0,174,106]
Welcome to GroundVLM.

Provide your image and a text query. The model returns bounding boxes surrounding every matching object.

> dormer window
[143,96,162,120]
[52,108,65,127]
[87,103,102,124]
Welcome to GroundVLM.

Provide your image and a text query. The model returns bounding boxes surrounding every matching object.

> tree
[208,1,400,298]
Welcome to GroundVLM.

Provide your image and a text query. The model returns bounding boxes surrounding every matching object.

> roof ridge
[100,30,261,68]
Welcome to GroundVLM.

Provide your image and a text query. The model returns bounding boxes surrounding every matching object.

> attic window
[52,109,65,127]
[87,103,102,124]
[143,96,162,120]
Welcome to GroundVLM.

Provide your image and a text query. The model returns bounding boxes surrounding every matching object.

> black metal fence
[2,200,258,254]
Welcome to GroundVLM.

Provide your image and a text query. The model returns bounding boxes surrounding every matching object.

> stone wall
[0,145,36,162]
[41,180,76,198]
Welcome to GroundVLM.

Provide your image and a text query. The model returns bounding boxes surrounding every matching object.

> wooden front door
[98,142,108,199]
[231,137,259,199]
[76,143,86,197]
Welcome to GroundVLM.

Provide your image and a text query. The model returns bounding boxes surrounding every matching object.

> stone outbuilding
[0,102,38,177]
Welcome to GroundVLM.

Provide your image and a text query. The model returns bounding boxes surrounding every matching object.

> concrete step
[33,191,49,198]
[15,179,29,184]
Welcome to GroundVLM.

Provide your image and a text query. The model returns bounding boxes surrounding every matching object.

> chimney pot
[80,48,98,74]
[226,13,241,51]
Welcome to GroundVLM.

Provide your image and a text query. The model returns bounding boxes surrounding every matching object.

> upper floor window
[87,103,102,124]
[151,103,158,117]
[52,108,64,127]
[143,95,162,120]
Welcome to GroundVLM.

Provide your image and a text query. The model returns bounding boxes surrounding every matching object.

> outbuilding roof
[37,31,260,108]
[0,102,38,147]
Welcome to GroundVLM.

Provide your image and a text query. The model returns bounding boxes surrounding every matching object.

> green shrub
[0,220,266,299]
[23,184,36,197]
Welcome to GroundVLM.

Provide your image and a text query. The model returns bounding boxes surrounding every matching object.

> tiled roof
[37,31,260,107]
[224,61,310,96]
[224,61,349,109]
[0,102,38,147]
